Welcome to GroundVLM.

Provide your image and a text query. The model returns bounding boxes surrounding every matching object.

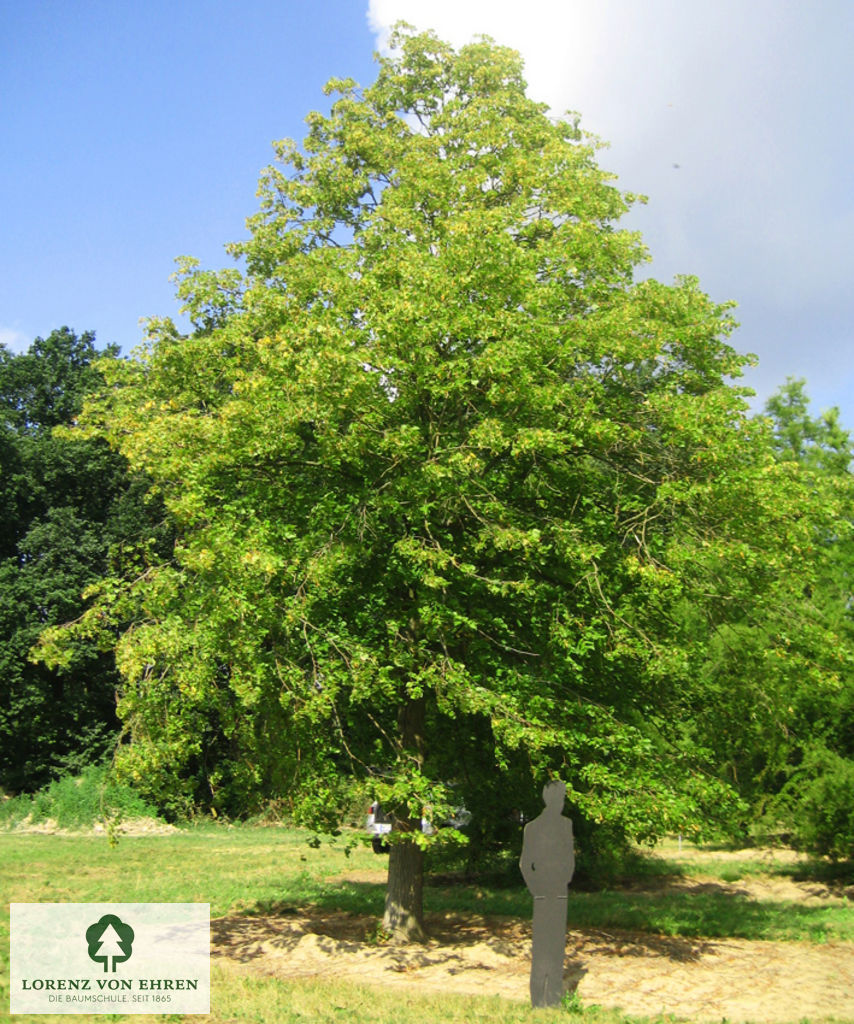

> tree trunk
[382,694,427,942]
[383,833,425,942]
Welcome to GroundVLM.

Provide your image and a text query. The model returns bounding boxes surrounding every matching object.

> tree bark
[383,833,425,942]
[382,694,427,942]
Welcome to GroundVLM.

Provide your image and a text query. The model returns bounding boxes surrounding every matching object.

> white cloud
[365,1,810,202]
[365,1,854,410]
[0,327,30,353]
[367,1,599,115]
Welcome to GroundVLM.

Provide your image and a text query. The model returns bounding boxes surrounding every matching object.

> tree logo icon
[85,914,135,972]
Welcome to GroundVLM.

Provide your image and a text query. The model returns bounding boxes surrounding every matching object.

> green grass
[0,826,350,913]
[422,886,853,944]
[0,965,685,1024]
[2,826,853,1023]
[571,888,852,942]
[207,969,695,1024]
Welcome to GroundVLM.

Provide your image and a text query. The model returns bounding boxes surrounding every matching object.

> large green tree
[42,30,849,936]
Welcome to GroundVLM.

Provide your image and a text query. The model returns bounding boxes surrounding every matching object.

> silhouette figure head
[542,780,566,811]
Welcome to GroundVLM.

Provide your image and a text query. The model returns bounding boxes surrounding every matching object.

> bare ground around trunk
[211,862,854,1023]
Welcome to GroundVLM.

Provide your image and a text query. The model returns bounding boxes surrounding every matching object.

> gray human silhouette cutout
[519,780,575,1007]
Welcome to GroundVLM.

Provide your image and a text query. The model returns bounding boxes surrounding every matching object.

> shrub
[0,763,160,830]
[772,744,854,859]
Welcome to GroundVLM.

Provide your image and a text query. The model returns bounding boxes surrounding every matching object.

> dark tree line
[0,328,170,793]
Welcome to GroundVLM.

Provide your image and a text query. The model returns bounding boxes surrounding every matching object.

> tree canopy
[40,28,853,936]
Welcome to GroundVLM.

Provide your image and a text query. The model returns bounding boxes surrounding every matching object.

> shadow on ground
[213,902,717,968]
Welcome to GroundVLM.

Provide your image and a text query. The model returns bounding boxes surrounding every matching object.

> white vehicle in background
[366,800,472,853]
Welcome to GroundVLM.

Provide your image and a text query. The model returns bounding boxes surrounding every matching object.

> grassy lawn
[2,826,852,1023]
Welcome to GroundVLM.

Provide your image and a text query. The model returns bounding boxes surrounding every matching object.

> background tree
[642,378,854,853]
[765,377,852,475]
[42,29,851,937]
[0,328,169,793]
[759,379,854,857]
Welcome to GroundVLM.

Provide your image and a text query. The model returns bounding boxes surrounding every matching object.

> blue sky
[2,0,852,424]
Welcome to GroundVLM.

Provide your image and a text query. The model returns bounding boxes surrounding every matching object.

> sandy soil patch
[632,871,854,906]
[8,816,179,836]
[653,845,813,866]
[211,906,854,1023]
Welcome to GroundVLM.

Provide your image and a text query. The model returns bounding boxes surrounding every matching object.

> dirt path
[211,903,854,1023]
